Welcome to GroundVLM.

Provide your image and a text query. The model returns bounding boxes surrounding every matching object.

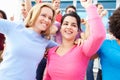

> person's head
[24,3,56,38]
[95,3,104,15]
[21,2,28,19]
[0,10,7,19]
[60,12,81,41]
[109,7,120,39]
[52,0,60,10]
[65,5,76,14]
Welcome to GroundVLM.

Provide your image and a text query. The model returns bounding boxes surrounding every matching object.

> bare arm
[81,19,90,40]
[25,0,32,12]
[80,0,106,57]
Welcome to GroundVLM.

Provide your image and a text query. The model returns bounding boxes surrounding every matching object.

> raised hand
[80,0,92,8]
[35,0,42,3]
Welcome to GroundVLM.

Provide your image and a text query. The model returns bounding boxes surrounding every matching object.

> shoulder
[47,40,58,48]
[14,21,25,29]
[48,46,57,52]
[99,39,115,52]
[102,39,115,45]
[47,46,58,55]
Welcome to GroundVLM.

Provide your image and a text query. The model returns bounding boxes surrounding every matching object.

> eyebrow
[64,21,77,24]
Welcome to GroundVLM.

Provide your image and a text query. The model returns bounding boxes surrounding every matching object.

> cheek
[60,27,65,35]
[74,28,79,35]
[60,25,65,31]
[74,27,79,32]
[75,28,80,35]
[47,21,52,28]
[49,20,52,25]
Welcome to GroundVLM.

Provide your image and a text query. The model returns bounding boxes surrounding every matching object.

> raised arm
[0,19,18,35]
[24,0,32,12]
[80,0,106,57]
[35,0,42,3]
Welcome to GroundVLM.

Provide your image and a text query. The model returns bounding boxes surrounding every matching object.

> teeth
[42,23,47,27]
[65,30,72,34]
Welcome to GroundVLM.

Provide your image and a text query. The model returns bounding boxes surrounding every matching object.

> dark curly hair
[109,7,120,39]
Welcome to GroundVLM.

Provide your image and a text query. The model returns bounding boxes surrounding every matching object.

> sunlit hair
[24,3,56,39]
[0,10,7,19]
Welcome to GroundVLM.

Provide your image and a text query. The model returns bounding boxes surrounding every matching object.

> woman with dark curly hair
[97,7,120,80]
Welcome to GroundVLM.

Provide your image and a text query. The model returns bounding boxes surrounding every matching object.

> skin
[61,16,78,41]
[97,4,104,15]
[57,16,78,56]
[0,13,3,19]
[21,3,28,19]
[52,0,60,10]
[32,7,53,34]
[55,0,93,54]
[54,0,93,57]
[35,0,42,3]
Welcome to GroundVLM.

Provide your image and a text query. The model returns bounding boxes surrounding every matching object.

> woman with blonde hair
[0,3,57,80]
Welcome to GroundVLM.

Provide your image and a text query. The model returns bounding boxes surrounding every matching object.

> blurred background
[0,0,118,21]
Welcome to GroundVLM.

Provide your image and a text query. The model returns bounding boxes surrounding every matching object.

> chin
[41,28,47,31]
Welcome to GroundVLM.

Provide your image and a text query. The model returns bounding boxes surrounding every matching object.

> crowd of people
[0,0,120,80]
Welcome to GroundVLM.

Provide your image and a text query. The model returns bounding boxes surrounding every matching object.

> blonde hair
[24,3,56,39]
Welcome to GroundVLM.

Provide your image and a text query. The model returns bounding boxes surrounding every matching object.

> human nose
[66,25,71,29]
[44,17,49,22]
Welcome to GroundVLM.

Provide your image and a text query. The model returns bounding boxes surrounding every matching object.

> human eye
[48,17,52,21]
[72,24,77,28]
[63,22,68,25]
[40,14,46,17]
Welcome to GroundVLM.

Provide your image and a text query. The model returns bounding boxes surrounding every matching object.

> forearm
[25,0,32,12]
[86,5,106,38]
[82,5,106,57]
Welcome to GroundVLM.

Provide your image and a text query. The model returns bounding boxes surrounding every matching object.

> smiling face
[24,3,55,37]
[52,0,60,10]
[21,3,28,19]
[33,6,53,34]
[60,16,78,41]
